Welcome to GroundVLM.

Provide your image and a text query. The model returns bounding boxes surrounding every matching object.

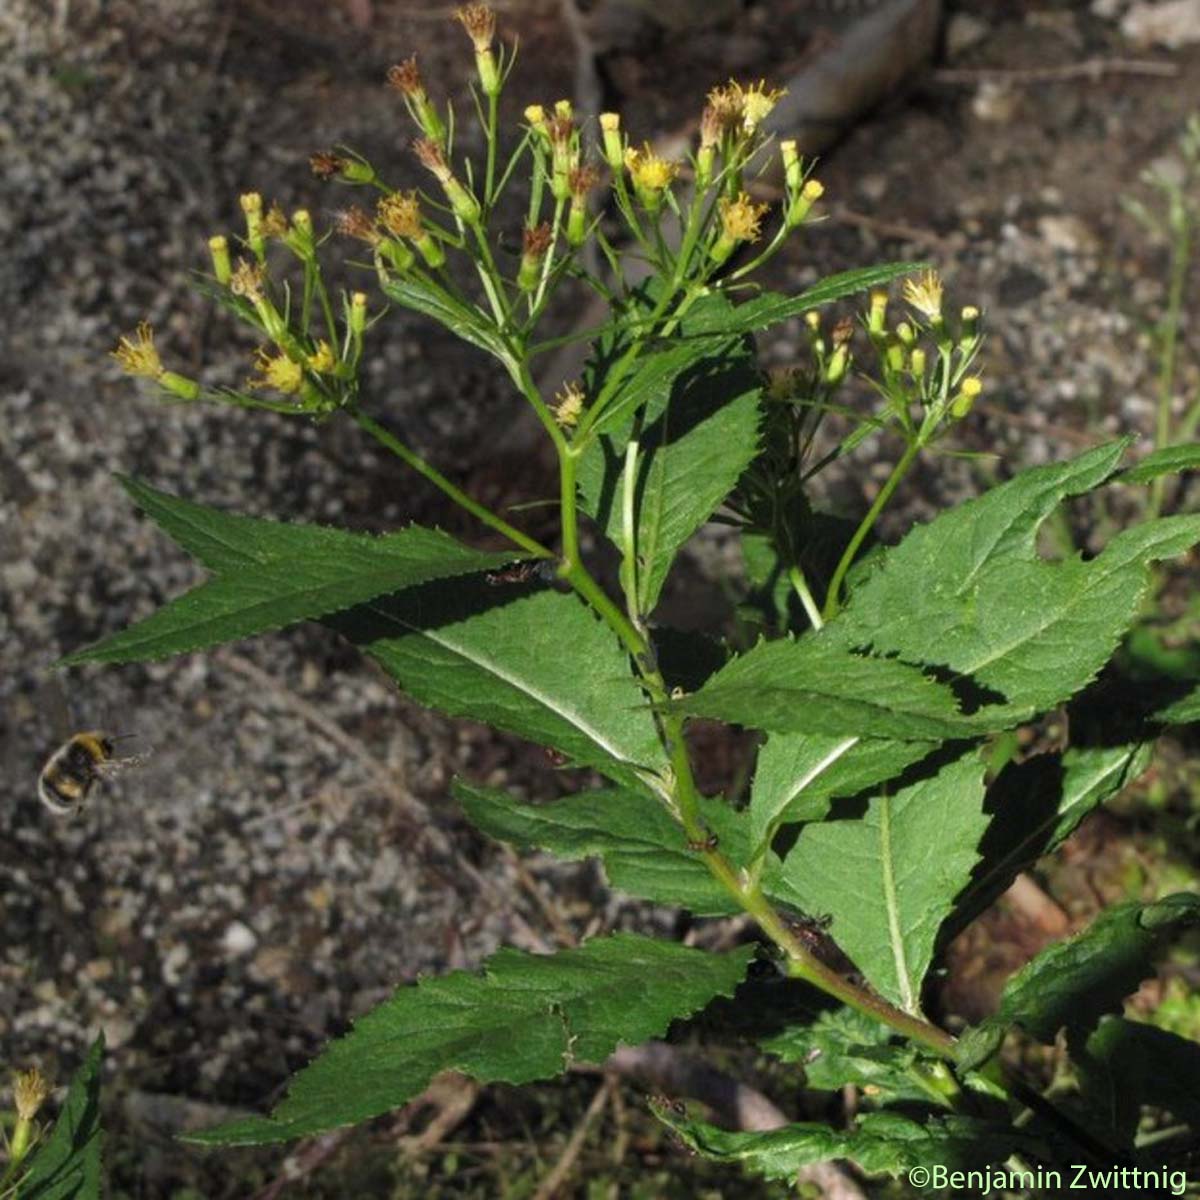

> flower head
[229,258,267,300]
[568,164,600,200]
[719,192,768,244]
[387,56,427,99]
[455,3,495,53]
[377,190,424,240]
[706,83,744,131]
[310,150,347,179]
[112,322,164,379]
[413,137,451,182]
[261,203,288,240]
[335,206,380,245]
[903,269,943,321]
[306,341,336,374]
[249,347,304,395]
[737,79,786,130]
[625,143,678,193]
[554,381,585,429]
[13,1069,51,1122]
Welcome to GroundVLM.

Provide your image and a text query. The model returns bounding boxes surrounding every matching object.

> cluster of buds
[865,272,984,424]
[114,187,365,414]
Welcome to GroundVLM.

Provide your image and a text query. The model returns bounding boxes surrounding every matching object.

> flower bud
[786,178,823,228]
[208,234,231,285]
[286,210,316,260]
[867,289,888,336]
[600,112,623,174]
[350,292,368,338]
[240,191,265,261]
[910,347,927,379]
[950,375,982,418]
[780,139,802,192]
[825,343,850,386]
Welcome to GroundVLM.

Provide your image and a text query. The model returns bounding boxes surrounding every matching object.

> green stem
[1150,200,1191,518]
[350,407,553,559]
[484,89,499,208]
[788,564,823,631]
[823,437,922,620]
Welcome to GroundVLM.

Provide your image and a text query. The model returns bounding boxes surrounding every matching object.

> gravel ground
[2,0,1199,1193]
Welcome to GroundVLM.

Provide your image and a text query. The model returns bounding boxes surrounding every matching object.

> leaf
[941,742,1153,944]
[62,479,519,665]
[455,781,741,915]
[655,1108,1035,1181]
[188,933,754,1146]
[329,579,668,792]
[749,734,933,856]
[689,263,927,337]
[826,443,1200,725]
[1075,1016,1200,1144]
[1113,443,1200,485]
[761,1007,937,1104]
[380,276,509,360]
[670,638,987,741]
[957,894,1200,1071]
[578,346,761,612]
[774,749,989,1013]
[17,1036,104,1200]
[1154,683,1200,724]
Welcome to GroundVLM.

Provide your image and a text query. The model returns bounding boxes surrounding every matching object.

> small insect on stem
[686,829,719,852]
[485,561,538,585]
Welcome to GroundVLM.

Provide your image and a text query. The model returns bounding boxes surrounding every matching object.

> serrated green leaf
[1113,443,1200,485]
[670,638,985,741]
[957,894,1200,1071]
[380,277,508,360]
[1154,683,1200,724]
[1075,1016,1200,1144]
[824,444,1200,725]
[941,742,1152,944]
[17,1036,103,1200]
[62,479,520,665]
[455,781,740,915]
[188,933,754,1146]
[761,1007,938,1104]
[656,1108,1035,1181]
[329,580,667,792]
[688,263,927,338]
[578,340,761,612]
[749,734,933,855]
[774,749,989,1013]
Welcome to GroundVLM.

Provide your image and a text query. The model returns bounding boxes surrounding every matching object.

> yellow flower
[111,322,163,379]
[903,270,944,321]
[554,381,585,429]
[249,348,304,394]
[719,192,768,244]
[625,143,677,192]
[377,190,424,240]
[737,79,786,131]
[306,341,336,373]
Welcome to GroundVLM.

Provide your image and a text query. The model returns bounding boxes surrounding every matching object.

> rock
[1121,0,1200,48]
[220,920,257,957]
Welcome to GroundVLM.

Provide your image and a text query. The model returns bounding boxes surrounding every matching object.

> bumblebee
[37,732,135,816]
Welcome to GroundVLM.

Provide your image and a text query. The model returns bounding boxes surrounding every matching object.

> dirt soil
[2,0,1199,1195]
